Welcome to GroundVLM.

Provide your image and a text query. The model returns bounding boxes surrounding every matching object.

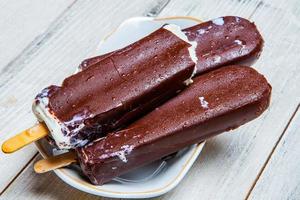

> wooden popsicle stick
[1,123,49,153]
[34,151,77,173]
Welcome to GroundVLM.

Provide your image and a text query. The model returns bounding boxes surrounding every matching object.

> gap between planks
[0,0,79,89]
[248,0,264,19]
[0,153,38,196]
[245,2,300,198]
[244,103,300,200]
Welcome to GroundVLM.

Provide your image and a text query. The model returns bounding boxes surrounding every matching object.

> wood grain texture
[0,0,169,195]
[248,105,300,200]
[1,155,113,200]
[159,0,262,19]
[0,0,74,72]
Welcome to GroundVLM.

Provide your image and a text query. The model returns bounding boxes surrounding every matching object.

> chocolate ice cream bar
[79,16,263,72]
[33,24,197,149]
[2,16,264,155]
[76,65,271,185]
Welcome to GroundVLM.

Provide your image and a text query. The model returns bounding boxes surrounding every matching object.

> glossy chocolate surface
[76,66,271,185]
[35,16,264,149]
[36,27,195,148]
[184,16,263,74]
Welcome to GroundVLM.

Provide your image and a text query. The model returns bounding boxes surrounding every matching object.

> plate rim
[35,141,205,198]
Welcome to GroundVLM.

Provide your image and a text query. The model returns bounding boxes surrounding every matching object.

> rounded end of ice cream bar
[2,141,15,153]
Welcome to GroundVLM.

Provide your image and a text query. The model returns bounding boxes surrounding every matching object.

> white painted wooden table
[0,0,299,199]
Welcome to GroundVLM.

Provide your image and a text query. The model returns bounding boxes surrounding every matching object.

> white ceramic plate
[35,16,205,199]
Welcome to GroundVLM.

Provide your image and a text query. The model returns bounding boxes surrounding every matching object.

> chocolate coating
[184,16,263,74]
[36,27,195,148]
[79,16,263,73]
[76,65,271,185]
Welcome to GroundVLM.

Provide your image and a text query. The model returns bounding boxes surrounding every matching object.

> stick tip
[1,141,15,153]
[1,123,48,154]
[34,160,47,173]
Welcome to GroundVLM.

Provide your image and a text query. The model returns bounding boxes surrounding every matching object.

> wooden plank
[1,155,113,200]
[159,0,262,19]
[0,0,169,194]
[152,0,300,199]
[0,0,74,71]
[247,105,300,200]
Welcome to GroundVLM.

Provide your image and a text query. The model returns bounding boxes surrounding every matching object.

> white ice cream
[199,96,209,109]
[212,17,224,26]
[163,24,198,85]
[32,89,89,149]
